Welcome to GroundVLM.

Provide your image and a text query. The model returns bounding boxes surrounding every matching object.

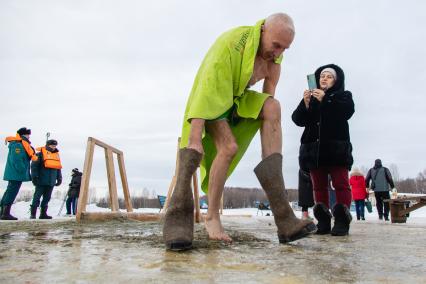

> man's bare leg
[255,97,316,242]
[204,120,238,242]
[259,97,282,158]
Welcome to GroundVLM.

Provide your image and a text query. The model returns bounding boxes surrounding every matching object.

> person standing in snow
[163,13,316,251]
[292,64,355,236]
[297,168,314,220]
[365,159,395,221]
[66,168,82,216]
[30,139,62,219]
[350,167,368,220]
[1,127,38,220]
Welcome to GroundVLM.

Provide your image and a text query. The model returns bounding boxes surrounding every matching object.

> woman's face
[319,72,336,91]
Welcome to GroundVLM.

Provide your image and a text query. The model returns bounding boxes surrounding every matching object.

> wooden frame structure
[76,137,159,222]
[385,196,426,223]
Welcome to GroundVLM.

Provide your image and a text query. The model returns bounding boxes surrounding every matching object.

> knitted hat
[46,139,58,146]
[320,67,337,80]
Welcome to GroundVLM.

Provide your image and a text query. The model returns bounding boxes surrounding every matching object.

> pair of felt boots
[163,148,317,251]
[313,203,352,236]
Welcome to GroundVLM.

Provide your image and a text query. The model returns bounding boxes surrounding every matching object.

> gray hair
[265,13,295,36]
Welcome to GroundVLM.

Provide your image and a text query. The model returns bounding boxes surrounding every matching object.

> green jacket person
[163,13,316,251]
[1,127,37,220]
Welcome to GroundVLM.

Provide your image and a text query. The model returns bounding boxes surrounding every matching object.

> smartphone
[307,74,317,90]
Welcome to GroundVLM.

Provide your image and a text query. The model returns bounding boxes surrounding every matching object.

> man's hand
[55,178,62,187]
[303,90,312,109]
[312,89,325,102]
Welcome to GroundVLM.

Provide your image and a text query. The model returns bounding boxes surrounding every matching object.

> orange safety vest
[37,146,62,169]
[5,134,38,161]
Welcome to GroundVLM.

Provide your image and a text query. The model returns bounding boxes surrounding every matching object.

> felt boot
[30,205,37,219]
[163,148,202,251]
[39,206,52,219]
[313,203,332,234]
[254,153,316,243]
[331,204,352,236]
[0,205,18,220]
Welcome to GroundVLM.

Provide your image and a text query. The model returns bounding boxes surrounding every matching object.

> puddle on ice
[0,217,425,283]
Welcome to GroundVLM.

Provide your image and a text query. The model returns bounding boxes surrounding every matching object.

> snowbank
[5,198,426,225]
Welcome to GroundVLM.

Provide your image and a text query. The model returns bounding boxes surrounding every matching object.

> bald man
[163,13,316,251]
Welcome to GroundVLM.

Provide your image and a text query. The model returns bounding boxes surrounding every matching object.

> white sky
[1,0,425,196]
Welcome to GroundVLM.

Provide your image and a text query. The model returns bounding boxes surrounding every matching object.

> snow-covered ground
[2,198,426,283]
[7,198,426,225]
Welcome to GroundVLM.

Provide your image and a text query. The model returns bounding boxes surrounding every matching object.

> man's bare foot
[204,215,233,243]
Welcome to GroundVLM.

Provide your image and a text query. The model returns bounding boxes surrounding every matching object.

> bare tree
[359,166,369,176]
[142,187,150,198]
[88,187,97,203]
[388,163,400,182]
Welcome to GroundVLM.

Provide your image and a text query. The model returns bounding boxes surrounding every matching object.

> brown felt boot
[254,153,317,243]
[163,148,202,251]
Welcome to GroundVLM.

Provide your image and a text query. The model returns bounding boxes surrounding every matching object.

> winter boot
[254,153,316,243]
[331,204,352,236]
[163,148,202,251]
[0,205,18,220]
[30,205,37,219]
[313,203,332,235]
[39,206,52,219]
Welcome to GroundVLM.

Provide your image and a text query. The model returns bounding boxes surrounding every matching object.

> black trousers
[298,169,314,210]
[31,185,54,208]
[374,191,390,218]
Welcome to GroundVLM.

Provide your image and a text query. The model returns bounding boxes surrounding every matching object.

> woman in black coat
[66,168,82,215]
[292,64,354,236]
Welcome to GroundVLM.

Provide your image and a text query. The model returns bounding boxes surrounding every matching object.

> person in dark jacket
[1,127,37,220]
[365,159,395,221]
[30,139,62,219]
[292,64,354,236]
[66,168,82,215]
[298,168,314,220]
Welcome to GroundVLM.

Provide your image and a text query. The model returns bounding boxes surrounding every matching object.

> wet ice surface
[0,217,425,283]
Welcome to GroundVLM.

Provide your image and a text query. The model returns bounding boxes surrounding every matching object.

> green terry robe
[180,19,283,193]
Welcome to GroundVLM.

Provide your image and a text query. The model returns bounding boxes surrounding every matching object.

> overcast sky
[1,0,425,197]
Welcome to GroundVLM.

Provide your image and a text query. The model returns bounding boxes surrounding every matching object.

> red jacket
[350,175,367,200]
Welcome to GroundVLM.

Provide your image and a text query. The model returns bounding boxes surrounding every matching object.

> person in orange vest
[30,139,62,219]
[1,127,38,220]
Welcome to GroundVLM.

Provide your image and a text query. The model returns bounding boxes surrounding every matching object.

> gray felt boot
[254,153,317,243]
[163,148,202,251]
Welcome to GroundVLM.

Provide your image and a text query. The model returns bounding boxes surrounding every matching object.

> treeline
[96,196,161,209]
[394,169,426,194]
[200,186,298,209]
[95,186,298,209]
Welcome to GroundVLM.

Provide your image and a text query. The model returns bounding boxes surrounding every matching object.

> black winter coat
[68,171,82,198]
[292,64,354,170]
